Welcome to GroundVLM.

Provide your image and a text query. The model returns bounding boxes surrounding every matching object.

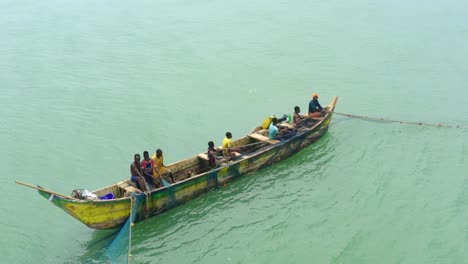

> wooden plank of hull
[36,96,338,229]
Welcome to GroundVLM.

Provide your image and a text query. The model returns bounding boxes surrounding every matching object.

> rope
[144,192,150,219]
[128,194,134,263]
[334,111,461,128]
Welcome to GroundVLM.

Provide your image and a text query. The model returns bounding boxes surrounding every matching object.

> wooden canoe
[20,96,338,229]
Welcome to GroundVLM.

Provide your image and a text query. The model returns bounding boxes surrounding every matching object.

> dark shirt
[308,99,323,113]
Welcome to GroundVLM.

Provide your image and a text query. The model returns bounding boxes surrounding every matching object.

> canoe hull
[38,97,337,229]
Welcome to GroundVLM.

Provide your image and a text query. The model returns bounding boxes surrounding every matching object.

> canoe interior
[91,116,326,199]
[91,133,278,199]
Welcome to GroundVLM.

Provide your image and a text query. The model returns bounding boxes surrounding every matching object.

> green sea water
[1,0,467,263]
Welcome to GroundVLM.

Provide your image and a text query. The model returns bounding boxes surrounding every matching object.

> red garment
[141,159,155,176]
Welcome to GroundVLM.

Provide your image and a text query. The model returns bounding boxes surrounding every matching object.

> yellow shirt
[222,137,232,149]
[151,154,167,175]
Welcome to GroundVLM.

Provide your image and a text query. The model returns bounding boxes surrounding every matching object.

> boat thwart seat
[117,181,140,194]
[198,153,209,160]
[231,151,241,158]
[248,133,279,144]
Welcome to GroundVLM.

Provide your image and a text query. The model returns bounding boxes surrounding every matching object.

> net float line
[333,111,461,128]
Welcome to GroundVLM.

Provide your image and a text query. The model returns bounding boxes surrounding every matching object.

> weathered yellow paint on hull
[39,190,131,229]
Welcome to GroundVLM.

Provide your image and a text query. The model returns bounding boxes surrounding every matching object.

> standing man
[308,93,323,117]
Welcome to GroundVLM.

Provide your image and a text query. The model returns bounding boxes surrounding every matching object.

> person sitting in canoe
[141,151,159,188]
[208,141,225,169]
[252,114,289,133]
[293,106,306,125]
[152,149,176,183]
[308,93,324,117]
[130,154,149,192]
[222,132,240,160]
[269,117,291,140]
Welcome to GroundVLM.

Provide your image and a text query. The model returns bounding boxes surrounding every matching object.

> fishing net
[105,192,145,263]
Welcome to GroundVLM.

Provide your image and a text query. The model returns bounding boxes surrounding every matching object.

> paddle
[15,181,76,200]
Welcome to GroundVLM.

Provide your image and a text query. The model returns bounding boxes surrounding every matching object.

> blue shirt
[308,99,323,113]
[269,123,278,139]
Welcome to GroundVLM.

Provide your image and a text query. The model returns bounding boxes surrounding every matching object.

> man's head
[134,154,140,163]
[208,141,215,149]
[143,151,150,160]
[226,132,232,139]
[294,106,300,113]
[271,117,278,125]
[313,93,319,99]
[156,149,163,158]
